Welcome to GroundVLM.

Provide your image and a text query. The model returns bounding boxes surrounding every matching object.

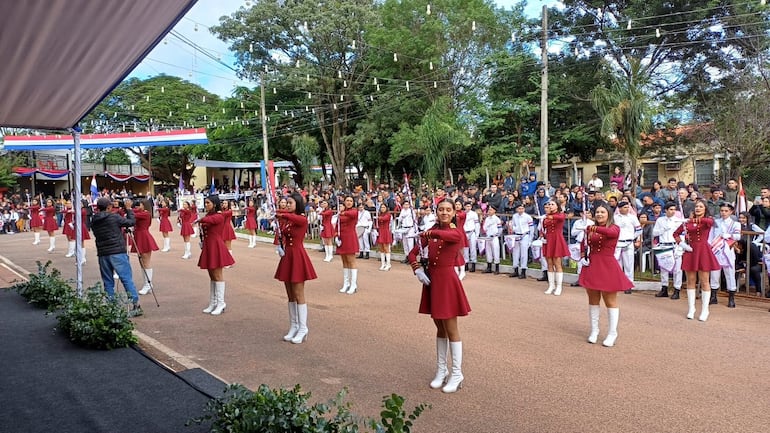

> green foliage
[6,261,74,311]
[189,384,428,433]
[0,151,23,189]
[82,148,131,165]
[56,284,137,350]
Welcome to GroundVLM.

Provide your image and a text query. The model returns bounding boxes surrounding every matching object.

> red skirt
[336,227,359,255]
[30,213,43,229]
[578,254,634,292]
[159,217,173,233]
[223,222,236,241]
[418,265,471,319]
[244,214,257,230]
[274,245,318,283]
[130,230,159,253]
[542,232,570,258]
[377,225,393,245]
[198,239,235,269]
[180,221,194,237]
[43,216,58,232]
[681,244,721,272]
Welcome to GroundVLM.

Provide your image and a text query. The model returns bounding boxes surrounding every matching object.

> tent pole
[71,128,83,297]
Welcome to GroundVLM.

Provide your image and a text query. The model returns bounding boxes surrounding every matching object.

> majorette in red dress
[376,212,393,245]
[578,224,634,292]
[42,206,58,232]
[674,217,720,272]
[178,207,195,237]
[273,211,317,283]
[130,209,159,253]
[158,207,173,233]
[407,224,471,320]
[244,206,258,230]
[62,208,90,241]
[320,208,336,239]
[197,212,235,269]
[221,209,237,241]
[335,208,359,255]
[29,205,43,228]
[540,212,570,258]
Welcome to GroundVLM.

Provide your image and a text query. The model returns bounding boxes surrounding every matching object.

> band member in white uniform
[419,206,436,263]
[462,201,480,272]
[709,202,741,307]
[356,202,373,259]
[508,202,533,279]
[482,206,502,275]
[614,200,642,293]
[652,202,685,299]
[398,201,417,263]
[569,208,594,287]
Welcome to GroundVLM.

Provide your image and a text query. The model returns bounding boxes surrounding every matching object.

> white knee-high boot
[588,305,600,344]
[686,289,696,319]
[210,281,226,315]
[384,252,392,270]
[430,338,449,389]
[602,308,619,347]
[339,268,350,293]
[442,341,464,393]
[283,302,299,341]
[65,240,76,257]
[379,253,386,270]
[162,237,170,252]
[553,272,564,296]
[544,271,555,295]
[248,235,255,248]
[202,281,217,313]
[139,269,153,295]
[182,242,191,259]
[699,290,710,321]
[346,269,358,294]
[80,247,87,265]
[291,303,308,344]
[48,236,56,252]
[33,232,40,245]
[324,245,333,262]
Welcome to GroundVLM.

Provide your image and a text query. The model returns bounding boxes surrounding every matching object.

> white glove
[579,258,590,267]
[68,223,74,229]
[335,237,342,247]
[679,242,693,252]
[275,246,285,257]
[536,215,547,220]
[415,268,431,285]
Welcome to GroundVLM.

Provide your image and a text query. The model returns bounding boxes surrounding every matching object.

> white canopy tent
[0,0,200,294]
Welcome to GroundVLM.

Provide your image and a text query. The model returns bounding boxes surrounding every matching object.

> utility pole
[540,5,549,184]
[260,72,269,188]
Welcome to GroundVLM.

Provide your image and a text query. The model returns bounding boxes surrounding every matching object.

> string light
[161,86,165,93]
[406,81,410,91]
[429,61,433,70]
[627,20,632,30]
[472,21,476,31]
[393,53,398,62]
[656,28,661,37]
[427,4,431,15]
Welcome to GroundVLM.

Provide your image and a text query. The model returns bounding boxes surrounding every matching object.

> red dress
[320,209,336,239]
[29,205,42,228]
[42,206,58,232]
[158,207,173,233]
[407,223,471,319]
[578,225,634,292]
[197,212,235,269]
[62,210,74,237]
[221,209,237,241]
[541,212,569,258]
[454,210,467,266]
[244,206,258,230]
[336,208,359,255]
[273,211,318,283]
[674,217,721,272]
[130,209,159,253]
[376,212,393,245]
[178,208,195,237]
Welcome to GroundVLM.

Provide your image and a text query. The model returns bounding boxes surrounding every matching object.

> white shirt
[483,214,502,237]
[587,177,604,191]
[615,212,641,241]
[357,209,372,230]
[710,216,740,243]
[463,210,480,235]
[652,215,683,244]
[398,207,415,228]
[570,217,594,243]
[419,213,436,231]
[509,213,533,237]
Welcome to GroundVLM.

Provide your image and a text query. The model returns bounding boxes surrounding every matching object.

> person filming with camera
[91,197,143,317]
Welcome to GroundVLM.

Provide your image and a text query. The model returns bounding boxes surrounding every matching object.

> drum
[568,243,582,261]
[504,235,516,252]
[653,246,675,273]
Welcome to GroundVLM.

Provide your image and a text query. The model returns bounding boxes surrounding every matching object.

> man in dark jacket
[91,197,142,317]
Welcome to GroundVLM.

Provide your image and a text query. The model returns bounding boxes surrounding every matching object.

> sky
[128,0,560,98]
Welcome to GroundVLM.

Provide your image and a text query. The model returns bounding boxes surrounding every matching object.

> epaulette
[449,223,457,229]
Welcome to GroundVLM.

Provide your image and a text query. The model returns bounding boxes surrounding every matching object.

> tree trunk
[318,108,346,189]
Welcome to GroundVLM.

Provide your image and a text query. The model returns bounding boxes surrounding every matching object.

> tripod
[126,228,160,308]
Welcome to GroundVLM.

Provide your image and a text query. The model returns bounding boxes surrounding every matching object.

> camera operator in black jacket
[91,197,142,317]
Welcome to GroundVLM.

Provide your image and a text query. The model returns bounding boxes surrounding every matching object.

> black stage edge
[0,290,212,433]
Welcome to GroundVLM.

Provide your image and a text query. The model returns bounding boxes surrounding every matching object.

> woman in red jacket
[178,201,195,259]
[157,198,173,252]
[375,202,393,271]
[29,198,43,245]
[407,198,471,393]
[674,199,721,321]
[578,203,633,347]
[42,198,59,252]
[336,195,360,294]
[319,199,336,262]
[244,197,258,248]
[198,195,235,315]
[221,199,237,264]
[274,193,317,344]
[540,199,570,296]
[130,199,159,295]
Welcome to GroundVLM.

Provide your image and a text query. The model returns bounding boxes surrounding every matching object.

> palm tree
[591,58,653,196]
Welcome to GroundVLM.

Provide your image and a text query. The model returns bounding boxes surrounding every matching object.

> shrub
[189,384,428,433]
[6,260,74,311]
[56,284,137,350]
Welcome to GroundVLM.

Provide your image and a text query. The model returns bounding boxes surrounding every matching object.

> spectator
[587,173,604,192]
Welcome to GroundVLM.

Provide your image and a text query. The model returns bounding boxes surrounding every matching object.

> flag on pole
[178,172,184,194]
[90,174,98,203]
[737,176,748,215]
[209,175,216,195]
[234,173,240,199]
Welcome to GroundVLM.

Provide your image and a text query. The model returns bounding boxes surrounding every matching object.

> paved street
[2,230,770,433]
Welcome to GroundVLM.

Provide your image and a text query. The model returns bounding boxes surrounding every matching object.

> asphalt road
[2,229,769,433]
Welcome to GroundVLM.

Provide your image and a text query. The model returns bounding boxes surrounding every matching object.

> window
[642,163,659,188]
[550,168,567,186]
[595,165,610,184]
[695,160,714,186]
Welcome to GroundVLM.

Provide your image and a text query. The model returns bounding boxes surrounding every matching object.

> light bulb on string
[307,92,312,99]
[393,52,398,62]
[306,74,310,82]
[305,106,309,112]
[472,21,476,31]
[340,94,344,101]
[406,81,410,91]
[185,103,189,109]
[338,70,342,78]
[235,116,239,121]
[427,4,431,15]
[284,110,287,115]
[249,43,253,53]
[241,101,245,108]
[429,61,434,70]
[254,110,258,116]
[434,81,437,88]
[273,88,277,94]
[352,40,356,49]
[203,115,207,121]
[296,59,300,67]
[627,20,632,30]
[222,108,226,114]
[264,65,269,73]
[376,84,381,92]
[511,32,516,43]
[343,80,347,87]
[303,21,308,31]
[274,105,278,111]
[130,104,134,110]
[333,103,337,110]
[373,77,378,85]
[656,28,661,38]
[575,45,579,56]
[202,96,206,102]
[146,95,150,102]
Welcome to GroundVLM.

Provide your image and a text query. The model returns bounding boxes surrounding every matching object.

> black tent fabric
[0,290,214,433]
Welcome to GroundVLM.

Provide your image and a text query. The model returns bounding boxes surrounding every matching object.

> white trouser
[710,266,736,292]
[511,235,530,269]
[403,233,416,257]
[661,255,683,289]
[485,236,500,264]
[615,242,634,282]
[358,234,370,252]
[464,231,477,263]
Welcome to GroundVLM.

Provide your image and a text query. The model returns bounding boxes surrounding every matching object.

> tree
[82,148,130,165]
[0,151,21,190]
[211,0,378,187]
[591,57,653,195]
